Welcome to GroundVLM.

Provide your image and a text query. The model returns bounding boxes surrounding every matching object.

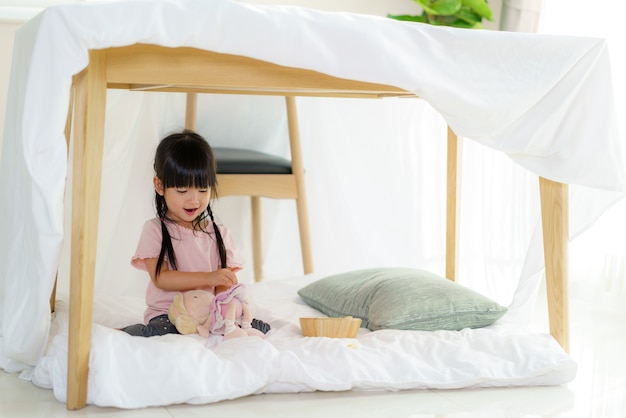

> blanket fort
[0,0,624,410]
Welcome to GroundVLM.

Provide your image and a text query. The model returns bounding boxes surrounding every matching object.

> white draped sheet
[0,0,624,401]
[31,275,577,408]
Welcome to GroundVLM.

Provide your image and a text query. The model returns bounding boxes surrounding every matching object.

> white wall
[0,21,17,153]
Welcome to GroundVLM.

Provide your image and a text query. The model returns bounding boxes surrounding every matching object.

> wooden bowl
[299,316,361,338]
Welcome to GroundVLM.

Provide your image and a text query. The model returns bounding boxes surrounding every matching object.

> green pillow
[297,267,508,331]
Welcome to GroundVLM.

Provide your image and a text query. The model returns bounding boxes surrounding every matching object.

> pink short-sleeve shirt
[131,218,242,323]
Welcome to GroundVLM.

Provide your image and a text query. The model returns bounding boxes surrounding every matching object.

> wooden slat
[216,174,297,198]
[120,85,409,99]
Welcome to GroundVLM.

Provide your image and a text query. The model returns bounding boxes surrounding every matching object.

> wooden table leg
[539,177,570,352]
[66,50,107,410]
[50,81,76,314]
[445,127,461,282]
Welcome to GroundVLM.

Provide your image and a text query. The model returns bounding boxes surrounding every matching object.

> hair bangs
[161,154,212,190]
[158,133,218,190]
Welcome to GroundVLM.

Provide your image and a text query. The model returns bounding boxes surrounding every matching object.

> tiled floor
[1,282,624,417]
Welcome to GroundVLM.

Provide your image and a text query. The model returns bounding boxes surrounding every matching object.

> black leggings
[120,314,271,337]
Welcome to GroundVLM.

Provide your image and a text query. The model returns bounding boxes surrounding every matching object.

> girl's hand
[208,268,238,290]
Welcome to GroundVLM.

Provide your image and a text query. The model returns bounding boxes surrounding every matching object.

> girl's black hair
[153,129,227,276]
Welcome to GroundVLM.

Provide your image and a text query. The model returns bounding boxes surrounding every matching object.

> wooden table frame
[62,43,568,409]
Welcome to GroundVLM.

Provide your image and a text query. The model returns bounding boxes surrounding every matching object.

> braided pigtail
[156,218,177,277]
[207,204,227,268]
[154,190,177,277]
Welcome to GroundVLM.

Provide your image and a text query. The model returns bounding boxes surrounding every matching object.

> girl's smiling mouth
[184,208,197,215]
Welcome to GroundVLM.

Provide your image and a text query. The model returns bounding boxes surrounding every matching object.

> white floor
[1,282,625,418]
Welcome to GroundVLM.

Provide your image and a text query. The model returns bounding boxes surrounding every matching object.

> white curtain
[540,1,626,296]
[500,0,543,32]
[56,91,543,327]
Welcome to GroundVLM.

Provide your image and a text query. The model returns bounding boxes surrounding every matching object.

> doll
[168,285,265,339]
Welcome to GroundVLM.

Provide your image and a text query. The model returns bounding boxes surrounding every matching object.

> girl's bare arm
[142,258,238,292]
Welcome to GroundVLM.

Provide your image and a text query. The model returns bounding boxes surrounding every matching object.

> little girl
[121,130,269,337]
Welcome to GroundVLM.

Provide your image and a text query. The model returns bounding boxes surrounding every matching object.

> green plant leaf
[394,0,493,28]
[461,0,493,20]
[455,8,481,25]
[414,0,461,16]
[430,15,475,28]
[387,13,428,23]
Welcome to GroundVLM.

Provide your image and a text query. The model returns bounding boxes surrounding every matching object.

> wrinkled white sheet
[0,0,623,385]
[31,275,576,408]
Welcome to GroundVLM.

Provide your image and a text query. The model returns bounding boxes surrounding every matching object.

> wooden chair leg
[445,127,461,282]
[251,196,263,281]
[185,92,197,130]
[285,96,313,274]
[66,50,107,410]
[539,177,569,352]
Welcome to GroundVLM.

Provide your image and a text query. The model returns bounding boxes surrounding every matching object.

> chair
[185,93,313,281]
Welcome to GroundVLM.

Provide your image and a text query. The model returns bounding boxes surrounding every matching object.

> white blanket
[30,275,576,408]
[0,0,622,380]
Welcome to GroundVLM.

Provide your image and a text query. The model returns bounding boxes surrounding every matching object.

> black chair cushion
[213,147,292,174]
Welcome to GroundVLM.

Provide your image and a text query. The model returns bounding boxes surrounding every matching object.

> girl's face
[154,177,210,228]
